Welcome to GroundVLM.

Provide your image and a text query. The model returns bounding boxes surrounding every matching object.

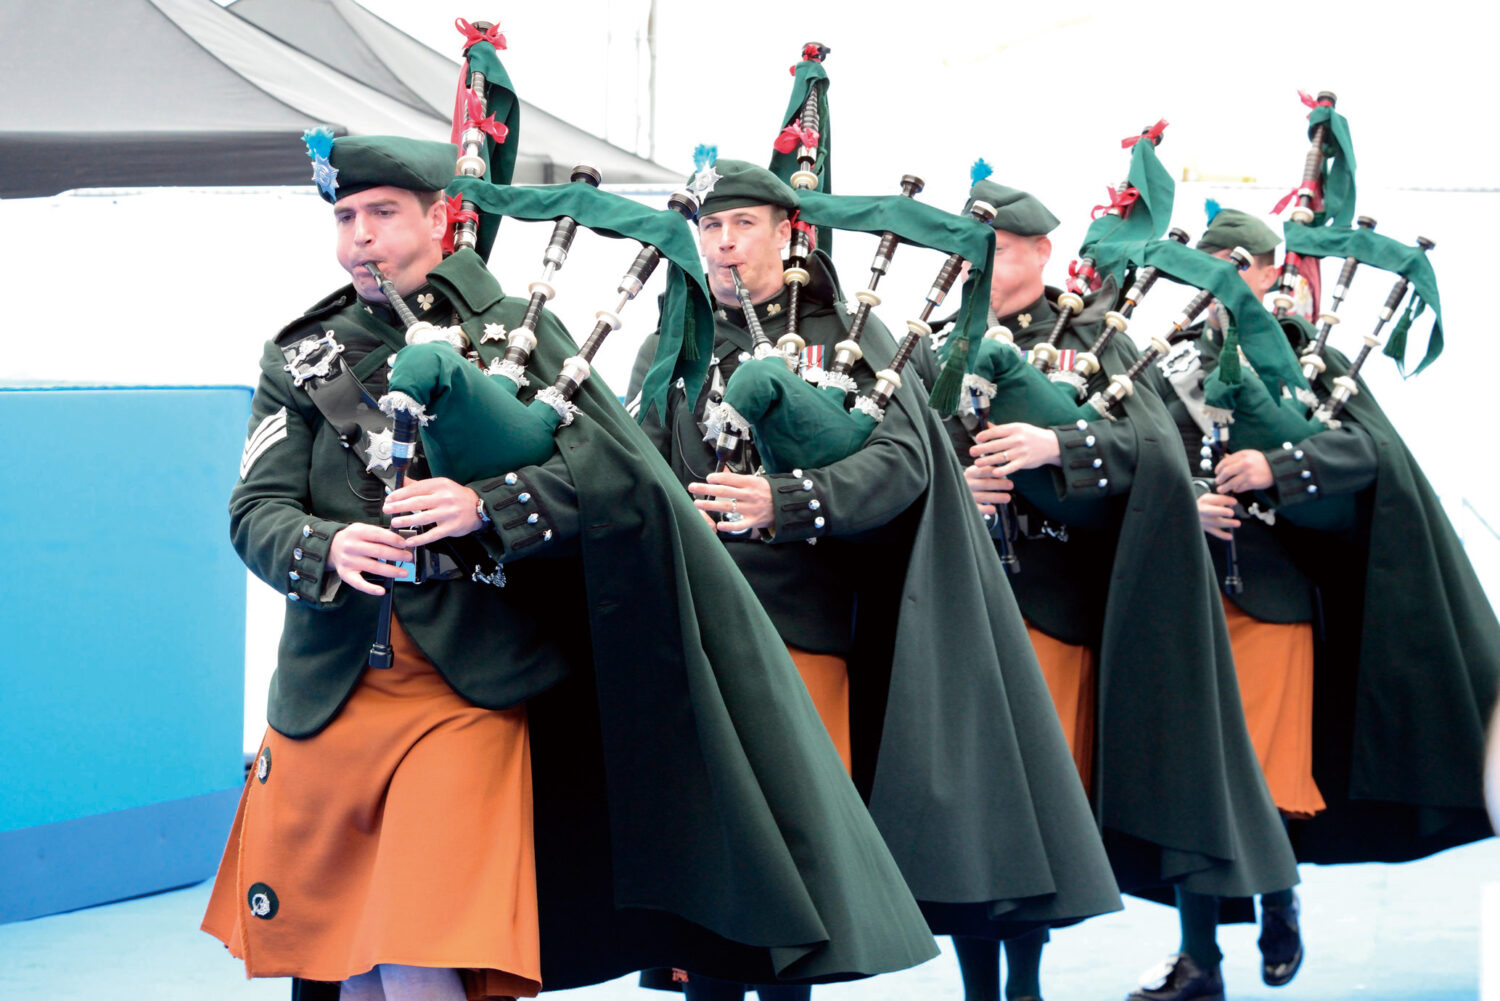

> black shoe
[1125,954,1224,1001]
[1259,894,1304,987]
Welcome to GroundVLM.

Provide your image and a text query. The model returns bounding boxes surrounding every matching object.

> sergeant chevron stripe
[240,407,288,479]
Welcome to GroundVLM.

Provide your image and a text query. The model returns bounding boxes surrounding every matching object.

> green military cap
[966,180,1059,236]
[1197,206,1281,255]
[690,157,800,217]
[312,133,458,204]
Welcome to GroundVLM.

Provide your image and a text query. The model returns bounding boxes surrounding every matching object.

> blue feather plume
[1204,198,1222,223]
[970,158,994,185]
[303,126,335,160]
[693,144,718,171]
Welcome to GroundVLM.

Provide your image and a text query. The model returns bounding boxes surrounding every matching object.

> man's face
[334,186,447,302]
[987,231,1051,319]
[1212,248,1280,302]
[697,204,792,307]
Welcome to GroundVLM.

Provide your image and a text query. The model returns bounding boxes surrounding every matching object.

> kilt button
[256,747,272,784]
[247,882,279,919]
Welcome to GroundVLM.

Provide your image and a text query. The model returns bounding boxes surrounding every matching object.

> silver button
[1097,478,1109,488]
[809,499,821,510]
[1293,449,1305,460]
[1301,470,1312,480]
[543,529,554,541]
[1200,446,1213,458]
[527,513,539,524]
[792,469,804,477]
[518,492,532,504]
[1200,459,1213,472]
[1093,458,1103,468]
[1282,441,1294,451]
[814,516,826,529]
[1307,484,1319,494]
[802,479,813,491]
[288,570,300,581]
[287,592,301,602]
[505,472,519,486]
[1076,420,1088,431]
[302,524,312,538]
[293,547,304,560]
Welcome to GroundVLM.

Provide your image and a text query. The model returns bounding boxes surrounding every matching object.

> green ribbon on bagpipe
[447,176,715,425]
[791,190,996,415]
[769,56,832,252]
[455,41,521,259]
[1080,134,1176,288]
[1282,224,1443,375]
[1305,103,1357,230]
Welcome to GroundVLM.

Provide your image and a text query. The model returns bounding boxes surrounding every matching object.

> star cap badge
[311,155,339,199]
[688,165,721,203]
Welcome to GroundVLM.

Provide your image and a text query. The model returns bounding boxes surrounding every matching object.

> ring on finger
[730,497,738,514]
[1001,450,1010,462]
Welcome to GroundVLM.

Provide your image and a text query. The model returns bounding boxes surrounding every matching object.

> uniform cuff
[1054,418,1112,499]
[1266,440,1321,507]
[765,468,827,544]
[286,518,346,605]
[473,470,556,561]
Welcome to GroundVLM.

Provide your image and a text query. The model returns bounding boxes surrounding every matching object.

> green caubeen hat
[303,128,458,205]
[686,146,800,217]
[966,163,1060,236]
[1197,202,1281,255]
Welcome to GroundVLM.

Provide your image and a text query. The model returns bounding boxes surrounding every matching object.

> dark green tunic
[629,257,1121,940]
[234,249,939,990]
[918,289,1300,900]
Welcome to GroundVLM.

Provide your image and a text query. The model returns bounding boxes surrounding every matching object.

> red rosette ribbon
[1271,175,1322,216]
[462,88,510,144]
[1121,118,1168,149]
[773,123,820,155]
[442,193,479,255]
[455,18,507,52]
[1091,185,1140,219]
[1067,259,1102,293]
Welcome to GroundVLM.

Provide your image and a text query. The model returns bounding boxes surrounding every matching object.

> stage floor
[2,837,1493,1000]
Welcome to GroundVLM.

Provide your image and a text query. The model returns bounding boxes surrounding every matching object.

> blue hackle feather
[970,158,994,185]
[1204,198,1222,223]
[693,144,718,171]
[303,126,335,160]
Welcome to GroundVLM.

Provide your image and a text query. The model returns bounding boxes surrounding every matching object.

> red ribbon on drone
[1121,118,1168,149]
[790,212,818,253]
[442,194,479,254]
[1285,251,1324,318]
[1298,89,1334,111]
[462,88,510,144]
[455,18,506,52]
[1091,185,1140,219]
[1067,258,1102,293]
[1271,174,1322,216]
[773,123,820,154]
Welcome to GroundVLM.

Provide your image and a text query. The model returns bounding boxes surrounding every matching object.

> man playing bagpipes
[914,179,1299,1001]
[1139,200,1499,992]
[627,152,1121,1001]
[201,48,946,998]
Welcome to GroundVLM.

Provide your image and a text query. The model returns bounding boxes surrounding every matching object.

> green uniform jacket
[629,257,1121,939]
[235,249,938,989]
[1266,334,1499,863]
[919,289,1299,899]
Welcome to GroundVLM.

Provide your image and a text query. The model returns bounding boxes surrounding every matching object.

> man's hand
[965,464,1015,516]
[970,422,1061,476]
[384,476,483,547]
[328,522,414,596]
[1215,450,1273,494]
[688,471,774,533]
[1198,492,1242,541]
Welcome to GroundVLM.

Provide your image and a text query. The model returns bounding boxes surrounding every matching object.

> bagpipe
[361,20,714,667]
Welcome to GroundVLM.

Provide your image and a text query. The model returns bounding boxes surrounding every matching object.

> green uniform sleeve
[1047,414,1136,500]
[763,390,927,543]
[1263,423,1378,508]
[229,342,351,608]
[470,444,581,562]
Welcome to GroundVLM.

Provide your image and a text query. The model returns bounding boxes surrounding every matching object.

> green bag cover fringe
[447,176,715,426]
[958,337,1090,427]
[1282,224,1443,375]
[720,359,876,474]
[792,189,996,415]
[1081,136,1176,287]
[458,41,520,260]
[769,57,832,253]
[1201,327,1355,531]
[387,342,560,483]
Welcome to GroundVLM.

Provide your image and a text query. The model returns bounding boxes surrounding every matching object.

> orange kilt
[1024,622,1096,793]
[787,645,852,775]
[1222,597,1325,817]
[202,620,541,998]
